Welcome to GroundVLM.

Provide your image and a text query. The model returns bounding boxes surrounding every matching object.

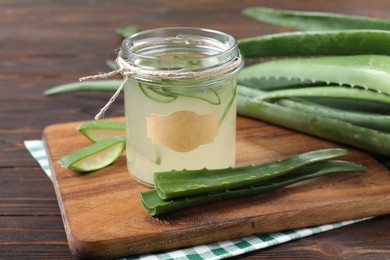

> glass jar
[120,27,243,187]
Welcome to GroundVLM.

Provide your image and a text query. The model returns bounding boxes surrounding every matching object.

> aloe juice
[120,28,242,186]
[125,76,237,186]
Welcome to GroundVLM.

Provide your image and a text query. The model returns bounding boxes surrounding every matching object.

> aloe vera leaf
[237,85,390,156]
[236,74,390,113]
[258,86,390,105]
[141,160,366,216]
[105,60,117,70]
[138,83,177,103]
[242,7,390,31]
[116,25,138,38]
[307,97,390,115]
[238,30,390,58]
[237,75,321,91]
[154,148,348,200]
[238,55,390,95]
[163,86,221,105]
[77,121,126,142]
[44,80,121,96]
[277,98,390,132]
[58,136,126,172]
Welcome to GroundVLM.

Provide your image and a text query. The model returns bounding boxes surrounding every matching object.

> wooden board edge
[42,132,75,253]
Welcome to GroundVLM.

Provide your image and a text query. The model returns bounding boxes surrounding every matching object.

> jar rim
[120,27,238,62]
[118,27,243,83]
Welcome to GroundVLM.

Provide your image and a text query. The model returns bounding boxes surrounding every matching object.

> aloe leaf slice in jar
[77,121,126,142]
[162,86,221,105]
[138,82,178,103]
[58,136,126,172]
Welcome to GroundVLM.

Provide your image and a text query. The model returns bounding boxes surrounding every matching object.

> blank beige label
[147,110,219,152]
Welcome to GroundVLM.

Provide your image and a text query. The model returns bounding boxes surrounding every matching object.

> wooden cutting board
[43,116,390,259]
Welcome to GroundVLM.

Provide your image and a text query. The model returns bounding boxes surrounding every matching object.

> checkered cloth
[25,140,371,260]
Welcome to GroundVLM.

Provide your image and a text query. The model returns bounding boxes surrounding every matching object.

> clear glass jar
[120,27,243,187]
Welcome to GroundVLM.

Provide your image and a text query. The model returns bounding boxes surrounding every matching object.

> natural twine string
[80,56,242,120]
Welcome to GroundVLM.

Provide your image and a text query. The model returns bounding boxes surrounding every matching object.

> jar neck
[119,27,242,80]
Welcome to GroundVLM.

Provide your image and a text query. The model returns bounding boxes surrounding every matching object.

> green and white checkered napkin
[25,140,372,260]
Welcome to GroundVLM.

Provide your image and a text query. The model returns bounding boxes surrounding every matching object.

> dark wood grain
[1,0,389,259]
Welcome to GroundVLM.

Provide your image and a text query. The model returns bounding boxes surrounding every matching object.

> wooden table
[1,0,389,258]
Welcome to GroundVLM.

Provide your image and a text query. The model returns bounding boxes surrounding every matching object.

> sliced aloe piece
[59,136,126,172]
[163,86,221,105]
[138,83,177,103]
[77,121,126,142]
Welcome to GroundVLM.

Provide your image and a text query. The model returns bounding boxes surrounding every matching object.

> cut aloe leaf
[138,83,177,103]
[141,160,366,216]
[77,121,126,142]
[163,86,221,105]
[59,136,126,172]
[154,148,348,200]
